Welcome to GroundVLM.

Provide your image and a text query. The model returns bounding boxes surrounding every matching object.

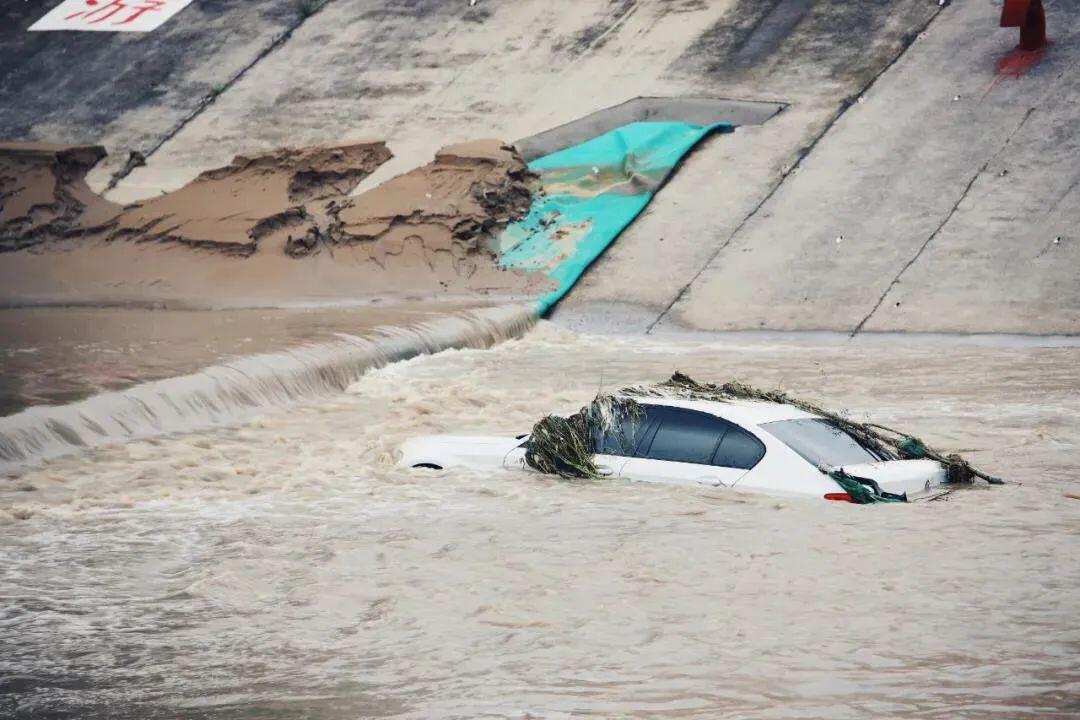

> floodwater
[2,323,1078,718]
[0,303,490,416]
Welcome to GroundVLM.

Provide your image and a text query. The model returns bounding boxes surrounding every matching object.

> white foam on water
[0,304,535,474]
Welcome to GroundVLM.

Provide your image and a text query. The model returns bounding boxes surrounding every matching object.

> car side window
[712,424,765,470]
[638,407,728,465]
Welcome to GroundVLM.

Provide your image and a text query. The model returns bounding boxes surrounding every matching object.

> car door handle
[696,476,727,487]
[596,464,615,477]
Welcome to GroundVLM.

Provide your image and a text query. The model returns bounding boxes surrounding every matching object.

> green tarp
[498,121,732,314]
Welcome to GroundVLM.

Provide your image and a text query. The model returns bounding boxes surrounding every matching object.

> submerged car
[399,397,947,502]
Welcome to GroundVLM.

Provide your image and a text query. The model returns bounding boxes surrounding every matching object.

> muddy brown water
[1,322,1078,718]
[0,303,492,416]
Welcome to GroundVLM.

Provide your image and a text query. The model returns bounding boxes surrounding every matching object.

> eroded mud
[0,143,120,252]
[336,140,537,272]
[1,141,391,257]
[0,140,546,306]
[111,142,393,257]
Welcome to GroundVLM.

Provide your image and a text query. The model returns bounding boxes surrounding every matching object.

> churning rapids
[1,319,1078,719]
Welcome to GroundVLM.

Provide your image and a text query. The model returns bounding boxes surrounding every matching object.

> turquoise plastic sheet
[498,121,732,314]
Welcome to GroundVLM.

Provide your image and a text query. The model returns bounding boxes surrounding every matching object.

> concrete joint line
[644,6,946,335]
[642,101,840,334]
[105,0,340,191]
[849,106,1038,338]
[569,0,641,68]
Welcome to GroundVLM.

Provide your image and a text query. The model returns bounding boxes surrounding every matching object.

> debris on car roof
[524,372,1003,503]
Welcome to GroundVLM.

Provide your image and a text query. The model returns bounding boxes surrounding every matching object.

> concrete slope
[106,0,941,324]
[544,0,942,331]
[0,0,314,183]
[10,0,1071,334]
[861,36,1080,334]
[653,0,1080,335]
[109,0,738,200]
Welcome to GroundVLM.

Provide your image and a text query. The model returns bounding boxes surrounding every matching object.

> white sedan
[399,397,947,502]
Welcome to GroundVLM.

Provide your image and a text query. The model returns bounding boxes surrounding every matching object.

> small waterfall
[0,304,536,473]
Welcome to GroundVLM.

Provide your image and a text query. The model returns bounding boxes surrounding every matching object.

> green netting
[498,121,732,315]
[827,469,908,504]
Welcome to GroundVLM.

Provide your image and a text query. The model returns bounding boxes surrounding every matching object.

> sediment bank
[0,139,546,307]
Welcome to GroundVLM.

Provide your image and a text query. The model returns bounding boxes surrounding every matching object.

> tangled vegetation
[525,394,642,479]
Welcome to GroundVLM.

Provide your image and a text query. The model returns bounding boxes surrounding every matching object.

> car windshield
[762,418,878,467]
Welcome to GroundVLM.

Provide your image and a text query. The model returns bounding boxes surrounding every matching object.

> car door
[502,442,629,476]
[619,406,760,488]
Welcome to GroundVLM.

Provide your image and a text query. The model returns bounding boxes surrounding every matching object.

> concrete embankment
[3,1,1076,335]
[555,0,1080,336]
[0,0,314,184]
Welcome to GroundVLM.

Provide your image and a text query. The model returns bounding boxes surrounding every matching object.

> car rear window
[762,418,877,467]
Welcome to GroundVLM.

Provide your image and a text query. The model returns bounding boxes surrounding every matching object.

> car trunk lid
[833,459,947,496]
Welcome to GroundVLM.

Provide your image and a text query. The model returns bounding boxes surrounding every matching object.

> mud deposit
[0,140,544,306]
[2,325,1077,718]
[109,142,393,258]
[0,143,118,252]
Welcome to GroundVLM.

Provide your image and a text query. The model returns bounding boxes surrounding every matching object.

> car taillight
[823,492,853,502]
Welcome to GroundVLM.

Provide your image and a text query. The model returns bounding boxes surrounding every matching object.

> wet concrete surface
[555,0,943,330]
[0,0,304,181]
[656,0,1080,336]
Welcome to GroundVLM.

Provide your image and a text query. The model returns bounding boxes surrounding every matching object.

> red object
[64,0,166,26]
[1000,0,1047,51]
[823,493,854,503]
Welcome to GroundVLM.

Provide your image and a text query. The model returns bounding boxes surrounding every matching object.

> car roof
[628,396,820,426]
